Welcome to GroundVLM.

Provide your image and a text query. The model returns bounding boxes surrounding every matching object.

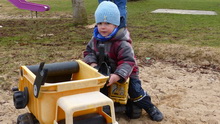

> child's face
[97,22,117,37]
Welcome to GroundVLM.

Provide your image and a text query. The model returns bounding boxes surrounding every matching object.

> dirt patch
[134,43,220,68]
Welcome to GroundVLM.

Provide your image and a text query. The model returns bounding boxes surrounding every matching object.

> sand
[0,61,219,124]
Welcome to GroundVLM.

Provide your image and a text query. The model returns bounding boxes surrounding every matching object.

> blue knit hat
[95,1,120,26]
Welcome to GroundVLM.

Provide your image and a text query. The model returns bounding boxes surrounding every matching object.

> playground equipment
[12,60,118,124]
[8,0,50,12]
[8,0,50,17]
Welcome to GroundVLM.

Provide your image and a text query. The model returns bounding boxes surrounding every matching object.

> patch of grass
[1,0,220,63]
[1,0,220,47]
[0,19,93,46]
[127,0,220,47]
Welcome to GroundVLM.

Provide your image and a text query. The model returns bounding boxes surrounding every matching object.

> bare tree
[72,0,87,25]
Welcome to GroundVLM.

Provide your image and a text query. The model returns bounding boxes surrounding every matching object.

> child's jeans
[129,78,154,110]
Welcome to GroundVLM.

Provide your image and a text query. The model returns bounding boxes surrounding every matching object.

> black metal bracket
[98,62,111,76]
[97,44,111,76]
[33,62,48,98]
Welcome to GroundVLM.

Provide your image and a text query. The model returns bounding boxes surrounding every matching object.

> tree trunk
[72,0,87,25]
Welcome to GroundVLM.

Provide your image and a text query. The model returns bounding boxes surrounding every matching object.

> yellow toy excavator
[12,54,142,123]
[12,60,118,124]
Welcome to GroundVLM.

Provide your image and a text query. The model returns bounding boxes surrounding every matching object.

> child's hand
[90,63,98,68]
[107,74,120,86]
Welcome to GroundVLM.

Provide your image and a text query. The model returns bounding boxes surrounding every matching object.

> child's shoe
[146,106,163,122]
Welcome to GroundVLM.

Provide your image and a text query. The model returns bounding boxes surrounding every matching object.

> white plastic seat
[55,91,118,124]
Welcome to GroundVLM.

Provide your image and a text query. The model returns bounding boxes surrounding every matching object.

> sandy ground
[0,60,220,124]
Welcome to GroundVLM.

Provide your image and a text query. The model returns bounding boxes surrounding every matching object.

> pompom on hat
[95,1,120,26]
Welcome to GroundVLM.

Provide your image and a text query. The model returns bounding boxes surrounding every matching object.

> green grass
[127,0,220,46]
[1,0,220,47]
